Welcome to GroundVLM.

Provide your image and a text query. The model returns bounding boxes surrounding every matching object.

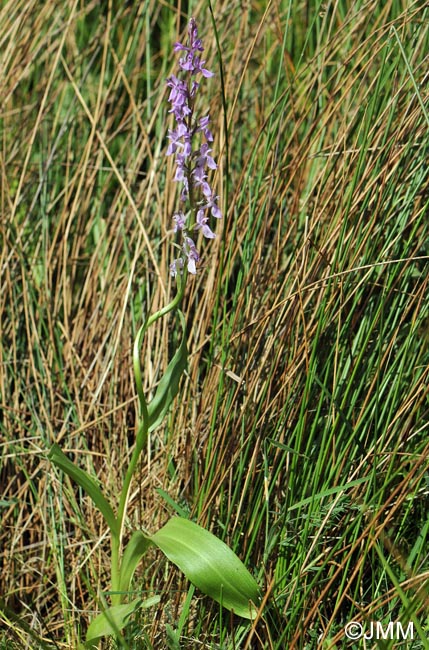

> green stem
[110,534,121,607]
[133,274,187,429]
[111,273,187,606]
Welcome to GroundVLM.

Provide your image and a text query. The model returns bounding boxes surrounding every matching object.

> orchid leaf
[85,596,160,647]
[147,310,187,432]
[119,530,153,594]
[151,517,260,619]
[48,444,119,536]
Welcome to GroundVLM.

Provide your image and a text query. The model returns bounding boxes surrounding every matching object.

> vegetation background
[1,0,428,648]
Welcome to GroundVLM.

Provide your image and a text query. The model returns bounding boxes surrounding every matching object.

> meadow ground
[1,0,429,648]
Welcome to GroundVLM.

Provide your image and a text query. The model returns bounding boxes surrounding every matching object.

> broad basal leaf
[85,596,159,646]
[151,517,260,619]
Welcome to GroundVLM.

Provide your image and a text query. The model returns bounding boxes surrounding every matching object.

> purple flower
[192,166,212,197]
[166,122,189,155]
[166,76,190,120]
[166,17,221,278]
[202,193,222,219]
[196,116,213,142]
[195,143,217,170]
[188,18,202,51]
[191,57,214,78]
[183,236,200,274]
[174,18,213,78]
[174,164,186,184]
[170,257,184,278]
[173,211,187,232]
[195,209,216,239]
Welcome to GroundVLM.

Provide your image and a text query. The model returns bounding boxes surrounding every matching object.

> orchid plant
[49,17,260,648]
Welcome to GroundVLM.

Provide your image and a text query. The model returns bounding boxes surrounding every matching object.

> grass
[1,0,429,648]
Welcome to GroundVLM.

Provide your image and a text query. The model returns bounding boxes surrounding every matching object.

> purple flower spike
[166,17,222,278]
